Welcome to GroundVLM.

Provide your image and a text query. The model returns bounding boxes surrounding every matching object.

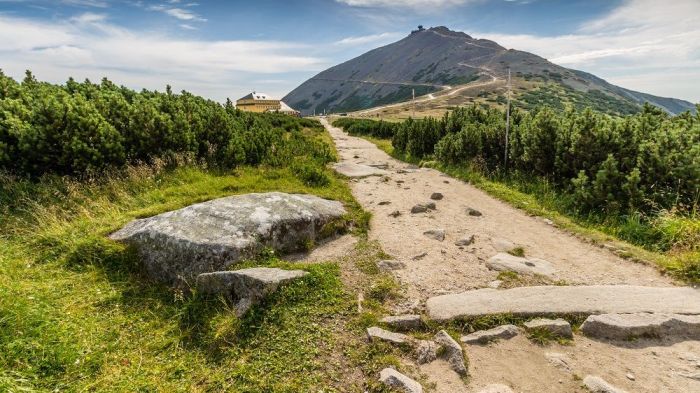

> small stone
[487,280,503,289]
[477,384,514,393]
[626,373,635,381]
[455,235,475,246]
[486,253,556,277]
[524,318,573,339]
[423,229,446,241]
[443,180,449,184]
[492,238,517,253]
[434,330,468,376]
[461,325,519,344]
[381,314,422,331]
[430,192,444,200]
[466,207,482,216]
[377,260,406,272]
[411,204,428,214]
[353,155,359,158]
[412,252,428,261]
[389,210,402,218]
[415,340,438,364]
[379,368,423,393]
[378,201,391,205]
[367,326,410,345]
[545,352,572,372]
[582,375,627,393]
[543,218,554,225]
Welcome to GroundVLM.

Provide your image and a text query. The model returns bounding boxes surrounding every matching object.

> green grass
[0,126,412,393]
[507,247,526,257]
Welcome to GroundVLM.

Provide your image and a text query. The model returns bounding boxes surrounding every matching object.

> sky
[0,0,698,103]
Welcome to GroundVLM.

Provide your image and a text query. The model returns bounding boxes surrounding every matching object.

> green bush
[332,118,398,139]
[342,103,700,218]
[0,70,330,177]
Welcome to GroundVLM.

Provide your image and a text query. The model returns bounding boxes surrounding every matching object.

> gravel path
[322,118,700,393]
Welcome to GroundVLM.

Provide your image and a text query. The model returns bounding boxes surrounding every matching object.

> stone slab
[426,285,700,322]
[461,324,519,344]
[332,162,388,178]
[581,313,700,340]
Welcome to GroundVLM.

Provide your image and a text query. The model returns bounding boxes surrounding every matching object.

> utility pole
[504,67,511,172]
[412,88,416,118]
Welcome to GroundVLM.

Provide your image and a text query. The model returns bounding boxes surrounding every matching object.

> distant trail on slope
[354,71,502,115]
[310,77,448,89]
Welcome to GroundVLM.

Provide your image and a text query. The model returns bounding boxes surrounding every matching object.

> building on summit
[236,92,300,116]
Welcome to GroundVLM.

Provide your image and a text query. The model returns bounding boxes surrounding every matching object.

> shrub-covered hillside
[0,70,333,177]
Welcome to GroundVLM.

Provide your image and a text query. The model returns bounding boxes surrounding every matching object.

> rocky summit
[109,192,345,285]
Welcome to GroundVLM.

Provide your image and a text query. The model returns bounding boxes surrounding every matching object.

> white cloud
[474,0,700,102]
[148,4,206,22]
[0,14,327,101]
[61,0,108,7]
[336,0,474,9]
[69,12,106,24]
[334,32,401,46]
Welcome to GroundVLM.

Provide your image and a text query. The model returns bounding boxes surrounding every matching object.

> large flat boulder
[109,192,345,285]
[196,267,308,315]
[426,285,700,322]
[332,162,388,178]
[580,313,700,340]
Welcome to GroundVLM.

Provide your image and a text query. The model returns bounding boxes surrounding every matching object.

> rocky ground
[322,118,700,393]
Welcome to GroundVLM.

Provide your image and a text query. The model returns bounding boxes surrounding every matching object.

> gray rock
[411,202,436,214]
[455,235,475,246]
[486,253,555,277]
[196,267,308,315]
[415,340,438,364]
[545,352,572,372]
[332,162,388,178]
[487,280,503,289]
[110,192,345,285]
[583,375,627,393]
[524,318,573,339]
[389,210,402,218]
[423,229,446,241]
[466,207,482,216]
[580,313,700,340]
[478,384,515,393]
[492,238,517,253]
[379,368,423,393]
[411,205,428,214]
[412,252,428,261]
[381,314,422,331]
[434,330,468,376]
[461,325,519,344]
[367,326,410,345]
[368,162,389,169]
[378,201,391,205]
[430,192,444,200]
[377,260,406,272]
[426,285,700,322]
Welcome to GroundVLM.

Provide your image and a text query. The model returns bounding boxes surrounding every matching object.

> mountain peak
[426,26,472,40]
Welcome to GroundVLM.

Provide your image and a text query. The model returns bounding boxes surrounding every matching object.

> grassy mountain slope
[284,26,696,116]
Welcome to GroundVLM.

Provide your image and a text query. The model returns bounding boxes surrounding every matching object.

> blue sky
[1,0,698,103]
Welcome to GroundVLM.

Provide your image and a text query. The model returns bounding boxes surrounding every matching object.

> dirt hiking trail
[321,118,700,393]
